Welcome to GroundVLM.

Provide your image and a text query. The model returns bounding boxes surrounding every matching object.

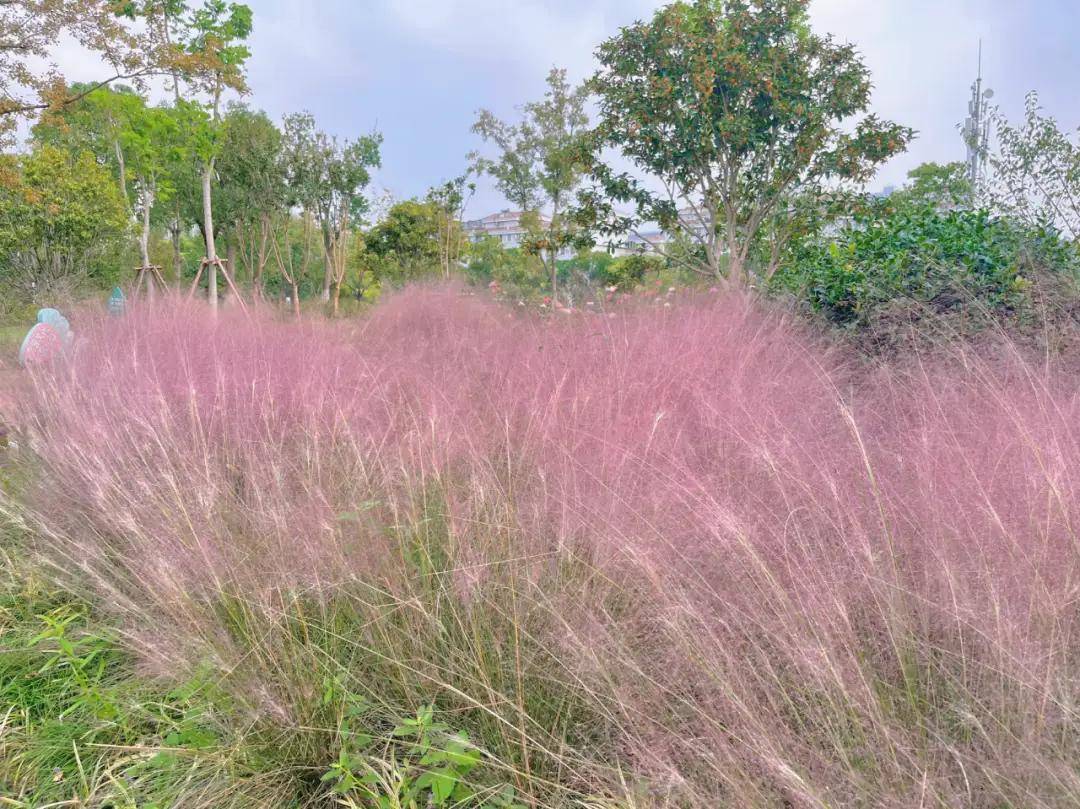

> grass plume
[2,287,1079,807]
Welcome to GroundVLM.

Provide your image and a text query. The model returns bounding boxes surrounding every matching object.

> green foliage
[601,254,665,291]
[987,91,1080,240]
[471,68,588,214]
[554,250,614,293]
[32,83,145,190]
[281,112,382,227]
[215,103,286,290]
[214,103,284,226]
[465,237,548,300]
[323,704,524,808]
[160,98,212,227]
[582,0,914,281]
[363,199,443,285]
[472,67,591,300]
[554,252,674,302]
[281,111,382,307]
[773,199,1077,329]
[427,174,476,279]
[893,161,972,210]
[1,505,547,806]
[0,145,132,300]
[185,1,255,99]
[468,241,680,303]
[0,547,228,806]
[0,322,28,350]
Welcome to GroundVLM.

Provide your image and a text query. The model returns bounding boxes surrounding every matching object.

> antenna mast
[963,40,993,195]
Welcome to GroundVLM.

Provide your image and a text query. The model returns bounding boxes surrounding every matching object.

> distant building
[612,205,717,257]
[463,210,550,249]
[463,209,573,259]
[674,204,714,243]
[465,205,719,260]
[614,231,670,256]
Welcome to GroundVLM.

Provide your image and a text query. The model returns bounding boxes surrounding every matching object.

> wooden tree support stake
[187,258,249,312]
[132,265,168,301]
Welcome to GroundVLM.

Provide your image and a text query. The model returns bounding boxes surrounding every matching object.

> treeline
[0,1,389,316]
[1,0,1079,342]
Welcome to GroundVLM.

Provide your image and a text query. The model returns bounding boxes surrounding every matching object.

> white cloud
[246,0,372,94]
[378,0,655,80]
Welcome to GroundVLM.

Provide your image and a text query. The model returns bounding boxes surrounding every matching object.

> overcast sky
[52,0,1080,217]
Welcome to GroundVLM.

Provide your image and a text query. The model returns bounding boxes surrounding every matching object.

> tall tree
[32,84,183,292]
[581,0,913,284]
[281,112,381,306]
[363,199,443,286]
[426,174,475,280]
[32,83,146,206]
[117,2,193,279]
[0,146,130,298]
[161,99,209,282]
[215,103,285,296]
[126,104,183,290]
[472,67,590,303]
[270,211,317,319]
[0,1,158,145]
[987,92,1080,240]
[182,0,254,308]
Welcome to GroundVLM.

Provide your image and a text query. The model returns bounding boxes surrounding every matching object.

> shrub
[363,199,443,286]
[779,205,1011,320]
[773,200,1080,352]
[599,254,663,291]
[0,146,132,303]
[464,237,548,300]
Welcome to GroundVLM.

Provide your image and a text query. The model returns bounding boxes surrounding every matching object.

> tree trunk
[139,179,155,302]
[330,210,349,316]
[139,185,153,269]
[765,231,784,282]
[291,281,300,319]
[320,230,333,302]
[548,202,561,304]
[227,238,238,294]
[254,215,270,299]
[707,241,726,281]
[202,84,224,309]
[115,139,129,209]
[724,213,741,285]
[441,212,453,280]
[202,160,218,310]
[727,251,745,287]
[170,213,182,287]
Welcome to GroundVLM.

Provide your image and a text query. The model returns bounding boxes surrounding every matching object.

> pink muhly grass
[3,286,1080,806]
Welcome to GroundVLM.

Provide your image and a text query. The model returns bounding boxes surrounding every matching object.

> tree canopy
[0,145,131,297]
[0,1,150,143]
[579,0,914,283]
[472,67,590,302]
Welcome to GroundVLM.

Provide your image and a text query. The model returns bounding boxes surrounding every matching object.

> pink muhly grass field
[5,287,1080,807]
